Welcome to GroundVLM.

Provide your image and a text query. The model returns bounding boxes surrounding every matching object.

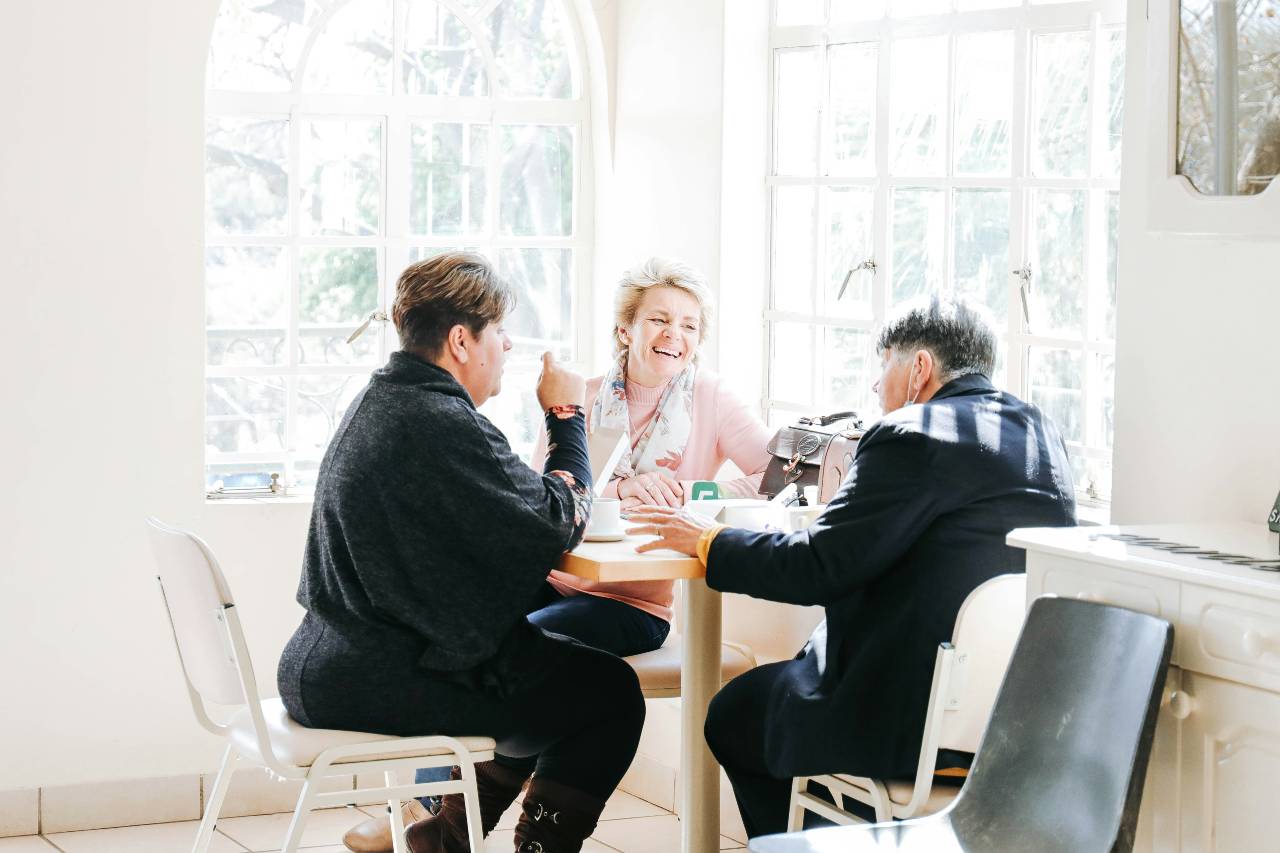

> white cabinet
[1176,672,1280,853]
[1011,522,1280,853]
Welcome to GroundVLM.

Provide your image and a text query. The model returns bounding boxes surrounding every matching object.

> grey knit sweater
[285,351,592,679]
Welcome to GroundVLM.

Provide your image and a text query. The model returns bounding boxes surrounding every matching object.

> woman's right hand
[617,471,684,507]
[536,351,586,410]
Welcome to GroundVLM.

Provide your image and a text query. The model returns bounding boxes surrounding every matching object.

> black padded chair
[749,596,1174,853]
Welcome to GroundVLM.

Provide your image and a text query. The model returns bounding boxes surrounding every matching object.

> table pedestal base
[680,578,722,853]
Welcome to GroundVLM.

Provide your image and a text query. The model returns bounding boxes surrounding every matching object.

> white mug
[588,498,623,535]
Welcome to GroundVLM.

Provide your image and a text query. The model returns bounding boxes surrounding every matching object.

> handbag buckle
[781,434,822,485]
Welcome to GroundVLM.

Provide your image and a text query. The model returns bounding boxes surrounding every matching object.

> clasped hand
[616,471,684,508]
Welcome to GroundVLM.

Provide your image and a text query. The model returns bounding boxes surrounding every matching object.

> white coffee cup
[588,498,623,535]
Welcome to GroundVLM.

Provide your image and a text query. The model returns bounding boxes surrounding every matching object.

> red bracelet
[547,404,585,420]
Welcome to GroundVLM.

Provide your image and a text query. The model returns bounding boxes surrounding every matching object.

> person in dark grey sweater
[276,252,645,853]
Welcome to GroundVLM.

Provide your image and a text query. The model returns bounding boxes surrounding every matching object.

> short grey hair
[876,295,997,382]
[612,257,714,355]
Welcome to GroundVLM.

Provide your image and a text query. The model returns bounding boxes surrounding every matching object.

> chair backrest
[146,517,249,708]
[938,573,1027,754]
[951,596,1173,853]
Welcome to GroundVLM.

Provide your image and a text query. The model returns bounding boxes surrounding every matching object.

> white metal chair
[146,517,495,853]
[787,573,1027,829]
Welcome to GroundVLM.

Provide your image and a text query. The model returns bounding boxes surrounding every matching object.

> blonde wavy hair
[612,257,714,357]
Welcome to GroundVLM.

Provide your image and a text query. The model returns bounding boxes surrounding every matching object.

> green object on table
[1269,489,1280,534]
[690,481,721,501]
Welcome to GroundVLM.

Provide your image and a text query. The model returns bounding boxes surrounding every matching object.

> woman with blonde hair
[530,256,773,647]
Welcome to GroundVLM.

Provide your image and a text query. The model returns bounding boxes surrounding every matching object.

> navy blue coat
[707,374,1076,779]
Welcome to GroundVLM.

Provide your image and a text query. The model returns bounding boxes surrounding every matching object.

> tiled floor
[3,790,745,852]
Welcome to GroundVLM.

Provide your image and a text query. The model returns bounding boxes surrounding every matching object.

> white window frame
[765,0,1125,503]
[205,0,596,495]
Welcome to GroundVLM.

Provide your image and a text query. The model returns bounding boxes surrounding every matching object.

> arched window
[204,0,593,495]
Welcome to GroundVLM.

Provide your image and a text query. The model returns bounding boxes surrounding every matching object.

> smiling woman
[530,257,775,627]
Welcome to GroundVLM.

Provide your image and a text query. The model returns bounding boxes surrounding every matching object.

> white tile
[215,806,367,851]
[0,790,38,838]
[484,829,516,852]
[493,794,523,832]
[589,814,741,853]
[204,768,353,818]
[718,769,747,844]
[40,775,201,833]
[45,821,246,853]
[484,829,616,852]
[0,838,57,853]
[492,788,666,834]
[617,754,676,813]
[599,790,669,822]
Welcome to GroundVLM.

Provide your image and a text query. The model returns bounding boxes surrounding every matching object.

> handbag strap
[797,410,860,427]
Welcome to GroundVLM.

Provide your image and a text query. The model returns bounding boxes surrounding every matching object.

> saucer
[583,529,626,542]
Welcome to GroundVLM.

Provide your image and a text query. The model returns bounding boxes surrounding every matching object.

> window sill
[205,493,314,506]
[1075,501,1112,527]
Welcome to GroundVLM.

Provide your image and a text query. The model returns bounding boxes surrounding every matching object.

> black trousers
[706,662,877,838]
[281,612,646,801]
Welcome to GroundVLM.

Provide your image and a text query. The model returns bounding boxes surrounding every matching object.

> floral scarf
[589,350,696,482]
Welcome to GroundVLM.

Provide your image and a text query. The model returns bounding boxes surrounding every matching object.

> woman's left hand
[625,506,717,557]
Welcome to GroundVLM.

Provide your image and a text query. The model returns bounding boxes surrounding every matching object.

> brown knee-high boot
[512,776,609,853]
[404,760,530,853]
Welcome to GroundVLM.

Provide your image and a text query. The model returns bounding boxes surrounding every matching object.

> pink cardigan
[531,370,773,621]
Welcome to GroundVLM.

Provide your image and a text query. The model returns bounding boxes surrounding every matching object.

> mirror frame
[1146,0,1280,239]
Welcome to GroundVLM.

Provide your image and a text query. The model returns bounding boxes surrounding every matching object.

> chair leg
[787,777,807,832]
[387,770,407,853]
[280,776,319,853]
[457,759,484,853]
[867,779,893,823]
[192,746,237,853]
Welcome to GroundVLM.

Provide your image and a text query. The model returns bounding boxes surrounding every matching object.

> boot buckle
[531,802,561,824]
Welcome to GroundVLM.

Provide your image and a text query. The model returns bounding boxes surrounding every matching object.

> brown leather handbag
[760,412,865,502]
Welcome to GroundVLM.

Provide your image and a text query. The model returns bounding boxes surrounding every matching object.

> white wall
[0,0,319,790]
[1110,0,1280,525]
[600,0,728,368]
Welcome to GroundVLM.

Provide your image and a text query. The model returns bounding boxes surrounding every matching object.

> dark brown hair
[391,252,515,358]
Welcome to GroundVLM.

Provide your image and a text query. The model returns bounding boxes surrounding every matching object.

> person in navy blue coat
[627,295,1077,838]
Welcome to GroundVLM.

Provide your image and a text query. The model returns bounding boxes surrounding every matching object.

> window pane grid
[206,0,590,491]
[767,0,1124,502]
